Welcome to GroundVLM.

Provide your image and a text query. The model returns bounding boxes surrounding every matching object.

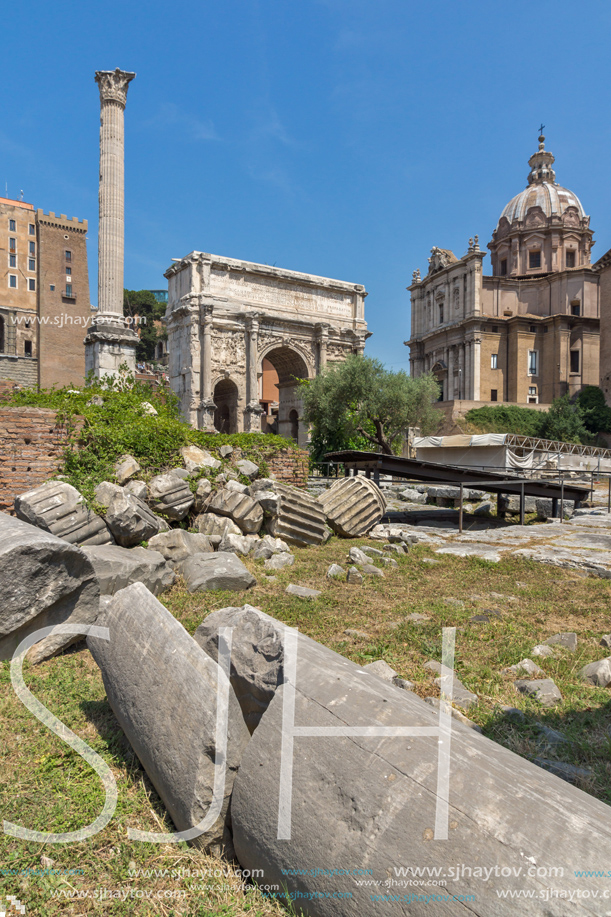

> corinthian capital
[95,68,136,107]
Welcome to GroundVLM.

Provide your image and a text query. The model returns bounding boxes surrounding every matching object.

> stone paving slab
[513,546,611,577]
[435,543,503,562]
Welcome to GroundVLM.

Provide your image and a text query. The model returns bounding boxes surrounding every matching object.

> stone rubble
[148,473,194,521]
[318,476,386,537]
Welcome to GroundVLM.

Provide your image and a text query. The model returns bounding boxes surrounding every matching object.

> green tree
[300,355,442,459]
[576,386,611,434]
[540,394,590,444]
[123,289,167,362]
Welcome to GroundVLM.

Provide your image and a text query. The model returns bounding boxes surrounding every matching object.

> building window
[66,266,72,275]
[50,284,55,292]
[491,353,498,369]
[9,275,17,289]
[492,325,498,333]
[65,250,72,261]
[29,241,35,255]
[29,223,35,235]
[28,278,35,291]
[566,250,576,268]
[529,251,541,269]
[571,303,580,316]
[24,341,32,357]
[528,386,538,404]
[9,238,16,252]
[528,350,538,375]
[529,325,536,333]
[500,259,507,276]
[28,258,35,272]
[439,304,444,324]
[65,284,73,297]
[490,389,498,402]
[9,219,15,231]
[570,350,580,374]
[25,320,30,328]
[9,254,16,268]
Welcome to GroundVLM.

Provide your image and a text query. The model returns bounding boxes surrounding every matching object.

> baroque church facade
[406,135,602,406]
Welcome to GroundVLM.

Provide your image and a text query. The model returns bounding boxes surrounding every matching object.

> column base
[244,400,264,433]
[84,321,139,381]
[198,398,217,431]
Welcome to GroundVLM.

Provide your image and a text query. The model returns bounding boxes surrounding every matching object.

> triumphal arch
[164,252,368,445]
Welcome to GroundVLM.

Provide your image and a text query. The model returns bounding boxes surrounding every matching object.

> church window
[570,350,580,374]
[528,350,538,375]
[566,251,576,268]
[500,259,507,276]
[529,251,541,269]
[529,325,536,333]
[439,304,444,324]
[571,303,580,316]
[24,340,32,357]
[491,353,498,369]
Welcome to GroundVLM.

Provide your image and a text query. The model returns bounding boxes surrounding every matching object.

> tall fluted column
[85,68,139,380]
[198,303,216,430]
[245,313,263,432]
[316,323,329,372]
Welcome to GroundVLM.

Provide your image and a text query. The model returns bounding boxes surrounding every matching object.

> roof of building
[497,135,586,226]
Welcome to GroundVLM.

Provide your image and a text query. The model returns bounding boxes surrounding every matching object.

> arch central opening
[260,346,309,445]
[213,378,239,433]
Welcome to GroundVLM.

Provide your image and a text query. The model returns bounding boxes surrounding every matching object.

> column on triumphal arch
[244,312,264,433]
[198,302,216,430]
[315,322,329,372]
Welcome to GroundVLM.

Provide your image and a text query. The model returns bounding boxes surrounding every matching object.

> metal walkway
[324,450,590,525]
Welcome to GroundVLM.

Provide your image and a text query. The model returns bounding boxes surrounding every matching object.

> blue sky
[3,0,611,369]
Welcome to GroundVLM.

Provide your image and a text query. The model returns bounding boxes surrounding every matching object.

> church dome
[496,134,586,228]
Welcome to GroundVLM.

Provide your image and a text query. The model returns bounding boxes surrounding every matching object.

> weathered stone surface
[250,489,280,515]
[84,544,175,595]
[94,481,123,508]
[544,632,578,652]
[218,531,259,557]
[264,552,294,571]
[265,483,327,547]
[206,489,264,535]
[327,563,345,579]
[236,459,259,480]
[580,657,611,687]
[383,543,407,555]
[0,513,100,664]
[436,543,502,562]
[148,473,194,521]
[515,678,562,706]
[499,494,538,515]
[318,476,386,538]
[513,545,611,577]
[600,634,611,648]
[344,627,368,638]
[424,696,482,732]
[361,563,384,577]
[348,546,369,565]
[504,659,544,677]
[434,674,478,710]
[15,480,113,547]
[225,479,248,495]
[105,492,162,548]
[182,552,256,593]
[361,545,385,557]
[397,487,427,504]
[532,758,593,785]
[219,444,233,458]
[87,583,249,850]
[346,566,363,584]
[229,610,611,915]
[364,659,414,691]
[251,534,290,559]
[192,479,213,513]
[195,512,242,539]
[170,468,190,480]
[474,501,494,516]
[285,584,321,599]
[407,612,429,622]
[532,644,555,658]
[140,401,158,416]
[535,725,568,748]
[114,455,140,485]
[443,597,464,608]
[124,479,148,501]
[180,445,221,473]
[147,530,213,567]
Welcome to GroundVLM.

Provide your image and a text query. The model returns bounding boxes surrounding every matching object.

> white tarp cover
[413,434,508,449]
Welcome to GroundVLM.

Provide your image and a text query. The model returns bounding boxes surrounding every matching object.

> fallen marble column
[205,605,611,916]
[0,512,100,664]
[87,582,250,852]
[265,483,327,547]
[318,475,386,537]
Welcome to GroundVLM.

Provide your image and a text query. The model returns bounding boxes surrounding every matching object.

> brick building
[0,196,92,388]
[407,135,601,407]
